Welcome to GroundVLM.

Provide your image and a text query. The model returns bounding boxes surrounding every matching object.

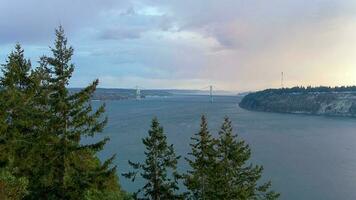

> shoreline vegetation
[0,27,279,199]
[239,86,356,117]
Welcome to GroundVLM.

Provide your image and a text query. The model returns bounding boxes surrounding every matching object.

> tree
[213,117,279,200]
[36,26,120,199]
[0,43,32,88]
[124,118,182,200]
[0,27,125,199]
[0,168,28,200]
[0,44,43,186]
[0,44,33,167]
[184,115,217,200]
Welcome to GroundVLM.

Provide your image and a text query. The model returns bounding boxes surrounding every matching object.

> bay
[89,95,356,200]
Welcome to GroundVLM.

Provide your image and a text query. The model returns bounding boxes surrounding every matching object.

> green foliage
[185,116,279,200]
[0,27,124,199]
[0,43,44,194]
[238,86,356,116]
[240,90,321,114]
[251,86,356,95]
[0,26,280,200]
[184,115,217,200]
[36,26,115,199]
[212,117,279,200]
[239,85,356,114]
[0,168,28,200]
[123,118,182,200]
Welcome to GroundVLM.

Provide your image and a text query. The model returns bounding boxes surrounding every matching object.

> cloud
[0,0,127,44]
[97,6,176,40]
[141,0,356,49]
[2,0,356,91]
[100,28,143,40]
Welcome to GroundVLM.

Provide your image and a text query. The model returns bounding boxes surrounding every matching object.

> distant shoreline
[239,87,356,118]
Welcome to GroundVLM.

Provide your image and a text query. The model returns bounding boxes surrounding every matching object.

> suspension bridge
[133,85,216,103]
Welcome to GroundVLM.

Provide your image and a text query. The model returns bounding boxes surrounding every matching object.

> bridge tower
[136,86,141,100]
[209,85,213,103]
[281,72,284,88]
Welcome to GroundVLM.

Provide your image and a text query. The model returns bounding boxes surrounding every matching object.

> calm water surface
[90,95,356,200]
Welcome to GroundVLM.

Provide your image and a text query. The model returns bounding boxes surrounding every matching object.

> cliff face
[239,91,356,117]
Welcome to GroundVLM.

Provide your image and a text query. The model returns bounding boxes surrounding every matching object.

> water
[90,95,356,200]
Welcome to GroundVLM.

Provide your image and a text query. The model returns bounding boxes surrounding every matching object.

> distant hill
[69,88,236,101]
[165,89,236,96]
[239,86,356,117]
[70,88,172,100]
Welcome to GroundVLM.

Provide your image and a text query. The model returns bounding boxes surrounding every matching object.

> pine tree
[0,43,33,147]
[0,167,29,200]
[184,115,217,200]
[36,26,120,199]
[0,27,125,199]
[123,118,182,200]
[0,43,38,177]
[0,44,32,86]
[0,44,34,200]
[213,117,279,200]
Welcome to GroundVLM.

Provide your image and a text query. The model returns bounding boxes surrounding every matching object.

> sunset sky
[1,0,356,91]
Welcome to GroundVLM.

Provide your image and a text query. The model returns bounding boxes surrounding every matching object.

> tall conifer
[213,117,279,200]
[0,44,34,200]
[38,26,119,199]
[0,44,36,172]
[0,27,125,199]
[184,115,217,200]
[124,118,182,200]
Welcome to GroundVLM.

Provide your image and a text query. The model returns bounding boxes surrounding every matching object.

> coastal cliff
[239,87,356,117]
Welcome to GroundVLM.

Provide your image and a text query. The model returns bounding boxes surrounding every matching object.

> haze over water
[91,95,356,200]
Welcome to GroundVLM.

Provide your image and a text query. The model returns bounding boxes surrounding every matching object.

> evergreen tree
[0,27,125,199]
[0,43,32,89]
[123,118,182,200]
[184,115,217,200]
[0,167,29,200]
[0,44,34,200]
[213,117,279,200]
[36,26,119,199]
[0,43,40,179]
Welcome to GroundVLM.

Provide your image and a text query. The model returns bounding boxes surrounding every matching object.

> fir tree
[0,43,39,177]
[0,167,29,200]
[213,117,279,200]
[184,115,217,200]
[0,27,125,199]
[37,26,119,199]
[0,44,34,200]
[123,118,182,200]
[0,43,32,89]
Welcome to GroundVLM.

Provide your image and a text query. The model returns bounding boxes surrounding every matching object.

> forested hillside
[239,87,356,117]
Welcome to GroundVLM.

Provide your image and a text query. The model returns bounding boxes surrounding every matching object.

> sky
[1,0,356,91]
